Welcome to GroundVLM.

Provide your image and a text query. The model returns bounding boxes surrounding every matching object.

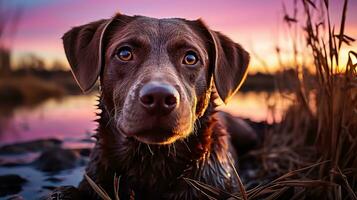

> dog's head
[62,13,249,145]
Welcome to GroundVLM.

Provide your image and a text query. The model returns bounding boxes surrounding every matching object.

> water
[0,92,292,199]
[0,95,98,147]
[219,91,291,123]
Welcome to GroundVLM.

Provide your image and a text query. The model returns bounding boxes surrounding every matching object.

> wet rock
[42,185,56,190]
[46,186,81,200]
[78,148,91,157]
[33,148,80,172]
[0,162,28,167]
[67,148,91,157]
[0,174,27,197]
[0,139,62,155]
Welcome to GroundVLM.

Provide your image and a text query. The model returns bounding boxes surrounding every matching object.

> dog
[53,13,258,200]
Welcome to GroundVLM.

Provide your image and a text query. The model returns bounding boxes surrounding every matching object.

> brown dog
[57,13,257,200]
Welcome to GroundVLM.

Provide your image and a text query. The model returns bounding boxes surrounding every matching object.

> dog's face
[62,14,249,145]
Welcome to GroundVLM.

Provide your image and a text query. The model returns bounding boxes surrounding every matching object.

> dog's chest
[93,102,238,199]
[115,150,236,200]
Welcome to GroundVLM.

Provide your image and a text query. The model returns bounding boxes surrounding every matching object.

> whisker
[168,144,171,156]
[105,107,117,128]
[192,123,198,136]
[147,144,154,156]
[197,119,202,129]
[173,143,177,158]
[137,142,142,155]
[182,140,192,152]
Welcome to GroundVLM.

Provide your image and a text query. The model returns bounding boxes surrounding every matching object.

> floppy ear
[62,18,115,93]
[189,20,250,103]
[209,31,250,103]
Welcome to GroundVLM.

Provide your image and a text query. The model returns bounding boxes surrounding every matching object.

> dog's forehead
[133,16,189,31]
[118,16,200,41]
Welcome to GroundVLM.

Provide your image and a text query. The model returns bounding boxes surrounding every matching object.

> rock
[42,185,56,190]
[0,174,27,197]
[79,148,91,157]
[0,139,62,155]
[46,186,82,200]
[46,186,81,200]
[0,162,28,167]
[33,148,80,172]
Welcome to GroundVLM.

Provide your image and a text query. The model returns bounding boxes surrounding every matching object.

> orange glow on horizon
[3,0,357,74]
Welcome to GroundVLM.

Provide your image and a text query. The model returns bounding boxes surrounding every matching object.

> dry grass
[84,173,114,200]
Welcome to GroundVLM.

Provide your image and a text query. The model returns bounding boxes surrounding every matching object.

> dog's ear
[209,31,250,103]
[62,19,111,92]
[191,20,250,103]
[62,14,132,93]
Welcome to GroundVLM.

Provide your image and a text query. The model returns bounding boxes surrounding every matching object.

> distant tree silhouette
[0,48,10,75]
[17,54,46,72]
[0,1,22,76]
[52,60,67,71]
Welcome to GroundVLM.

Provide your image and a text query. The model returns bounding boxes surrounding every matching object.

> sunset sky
[1,0,357,73]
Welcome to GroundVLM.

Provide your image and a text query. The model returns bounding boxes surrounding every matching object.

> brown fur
[57,13,255,199]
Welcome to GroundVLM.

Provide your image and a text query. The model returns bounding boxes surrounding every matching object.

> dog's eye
[116,47,133,61]
[183,51,198,65]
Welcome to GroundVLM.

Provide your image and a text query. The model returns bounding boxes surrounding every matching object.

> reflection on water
[0,92,293,146]
[218,91,293,123]
[0,95,98,146]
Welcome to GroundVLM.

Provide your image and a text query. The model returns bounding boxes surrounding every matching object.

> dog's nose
[139,82,179,115]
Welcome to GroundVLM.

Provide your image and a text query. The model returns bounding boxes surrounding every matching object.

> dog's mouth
[118,123,186,145]
[134,130,183,145]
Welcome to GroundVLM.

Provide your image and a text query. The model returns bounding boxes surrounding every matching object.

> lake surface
[0,95,98,147]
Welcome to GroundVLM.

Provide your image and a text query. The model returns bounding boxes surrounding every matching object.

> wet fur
[78,92,238,199]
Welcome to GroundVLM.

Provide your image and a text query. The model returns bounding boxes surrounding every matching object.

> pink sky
[2,0,357,73]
